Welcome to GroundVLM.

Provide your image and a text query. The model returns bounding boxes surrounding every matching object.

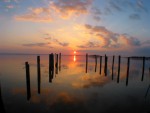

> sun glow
[74,51,76,54]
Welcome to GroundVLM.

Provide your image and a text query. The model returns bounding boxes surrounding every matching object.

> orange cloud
[15,7,53,22]
[50,0,93,19]
[81,24,141,49]
[14,0,93,22]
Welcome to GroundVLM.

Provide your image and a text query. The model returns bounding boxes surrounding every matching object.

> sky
[0,0,150,55]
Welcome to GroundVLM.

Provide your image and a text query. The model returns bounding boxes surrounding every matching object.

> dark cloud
[109,0,123,12]
[58,42,69,47]
[129,13,141,20]
[78,41,100,48]
[91,7,101,21]
[136,0,148,12]
[43,33,69,47]
[22,42,51,47]
[93,16,101,21]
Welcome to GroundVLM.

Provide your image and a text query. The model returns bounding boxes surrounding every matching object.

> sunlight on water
[73,55,76,62]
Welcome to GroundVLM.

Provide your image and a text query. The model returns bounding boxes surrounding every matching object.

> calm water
[0,55,150,113]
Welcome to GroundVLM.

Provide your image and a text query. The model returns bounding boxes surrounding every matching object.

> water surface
[0,55,150,113]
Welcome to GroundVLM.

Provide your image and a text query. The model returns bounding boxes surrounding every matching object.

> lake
[0,54,150,113]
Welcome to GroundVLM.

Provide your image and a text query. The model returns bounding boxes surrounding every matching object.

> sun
[74,51,76,54]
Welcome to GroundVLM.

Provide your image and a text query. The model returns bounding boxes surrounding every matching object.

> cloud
[22,42,52,47]
[50,0,93,19]
[78,41,100,48]
[102,0,148,16]
[15,7,53,22]
[3,0,11,2]
[14,0,93,22]
[109,0,123,12]
[3,0,21,3]
[91,7,101,21]
[129,13,141,20]
[79,24,141,49]
[6,5,14,9]
[136,0,148,12]
[43,34,69,47]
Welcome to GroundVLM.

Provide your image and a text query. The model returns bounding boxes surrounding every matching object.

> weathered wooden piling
[141,57,145,81]
[49,53,54,83]
[112,55,115,80]
[104,55,106,74]
[55,54,59,74]
[86,53,88,73]
[37,56,41,94]
[104,55,108,76]
[117,55,121,83]
[126,57,130,86]
[59,53,61,71]
[99,56,102,75]
[95,55,97,72]
[25,62,31,100]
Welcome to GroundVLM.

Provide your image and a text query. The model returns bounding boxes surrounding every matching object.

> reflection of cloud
[12,88,26,95]
[62,64,69,69]
[72,75,110,89]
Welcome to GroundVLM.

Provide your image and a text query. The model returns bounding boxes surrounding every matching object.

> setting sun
[74,51,77,54]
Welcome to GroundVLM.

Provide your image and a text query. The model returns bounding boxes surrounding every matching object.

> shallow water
[0,55,150,113]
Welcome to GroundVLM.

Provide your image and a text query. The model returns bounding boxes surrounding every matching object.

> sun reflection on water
[73,55,76,62]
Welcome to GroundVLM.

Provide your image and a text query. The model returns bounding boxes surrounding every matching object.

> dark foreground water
[0,55,150,113]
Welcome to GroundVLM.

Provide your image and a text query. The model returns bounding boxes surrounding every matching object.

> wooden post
[141,57,145,81]
[117,55,121,83]
[112,55,115,80]
[55,54,58,74]
[86,53,88,73]
[37,56,41,94]
[59,53,61,71]
[25,62,31,100]
[126,57,130,86]
[105,56,108,76]
[104,54,106,74]
[95,55,97,72]
[99,56,102,75]
[104,55,108,76]
[49,53,54,83]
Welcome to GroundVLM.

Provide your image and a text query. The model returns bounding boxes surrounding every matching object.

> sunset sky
[0,0,150,55]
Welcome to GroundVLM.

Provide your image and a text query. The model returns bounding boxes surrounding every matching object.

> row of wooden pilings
[86,53,147,86]
[25,53,61,100]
